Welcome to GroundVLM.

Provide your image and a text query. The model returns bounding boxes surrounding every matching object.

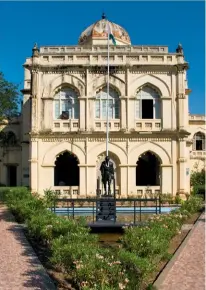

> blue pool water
[51,206,179,216]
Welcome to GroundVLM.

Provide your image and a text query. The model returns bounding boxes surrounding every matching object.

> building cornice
[29,128,191,140]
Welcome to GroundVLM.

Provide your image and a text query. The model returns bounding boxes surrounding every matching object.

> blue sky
[0,1,205,114]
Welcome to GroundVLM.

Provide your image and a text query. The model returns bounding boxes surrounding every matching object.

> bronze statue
[100,156,114,196]
[176,43,183,54]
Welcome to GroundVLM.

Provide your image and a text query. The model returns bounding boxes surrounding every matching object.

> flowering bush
[51,237,131,289]
[181,195,203,214]
[121,195,203,276]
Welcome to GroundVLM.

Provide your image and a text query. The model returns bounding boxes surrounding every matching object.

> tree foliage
[0,72,20,120]
[190,169,205,187]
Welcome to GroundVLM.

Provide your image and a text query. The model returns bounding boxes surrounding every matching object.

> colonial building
[0,15,205,197]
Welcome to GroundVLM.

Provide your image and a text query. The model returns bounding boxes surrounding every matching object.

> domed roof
[78,14,131,46]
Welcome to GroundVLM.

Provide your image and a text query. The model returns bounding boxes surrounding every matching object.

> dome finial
[102,12,106,19]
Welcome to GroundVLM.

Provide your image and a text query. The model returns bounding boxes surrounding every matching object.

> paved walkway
[154,211,205,290]
[0,206,56,290]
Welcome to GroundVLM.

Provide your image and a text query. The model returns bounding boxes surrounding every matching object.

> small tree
[0,72,20,120]
[190,169,205,198]
[190,169,205,187]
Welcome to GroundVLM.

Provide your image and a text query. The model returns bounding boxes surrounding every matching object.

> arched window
[135,86,161,119]
[95,86,120,119]
[0,131,17,147]
[54,88,79,120]
[193,132,205,151]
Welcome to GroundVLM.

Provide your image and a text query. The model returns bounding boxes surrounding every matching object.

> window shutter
[61,100,66,112]
[203,137,205,151]
[154,99,161,119]
[135,100,140,119]
[74,100,79,119]
[95,100,100,119]
[192,136,196,150]
[108,99,113,118]
[114,99,120,119]
[102,100,107,119]
[54,100,60,119]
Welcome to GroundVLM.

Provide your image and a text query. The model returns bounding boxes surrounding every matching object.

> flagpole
[106,20,110,157]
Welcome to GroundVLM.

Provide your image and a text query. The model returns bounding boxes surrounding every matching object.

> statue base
[96,196,116,222]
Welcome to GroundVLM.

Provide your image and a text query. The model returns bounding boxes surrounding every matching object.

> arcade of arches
[53,150,162,192]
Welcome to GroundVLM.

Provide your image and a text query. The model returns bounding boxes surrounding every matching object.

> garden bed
[1,187,204,290]
[22,209,203,290]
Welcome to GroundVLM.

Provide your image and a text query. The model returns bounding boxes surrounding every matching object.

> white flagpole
[106,20,110,157]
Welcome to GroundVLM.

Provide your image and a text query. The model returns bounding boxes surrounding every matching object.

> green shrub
[180,195,203,214]
[43,188,61,208]
[27,212,89,244]
[5,188,46,223]
[190,169,205,187]
[192,185,205,199]
[174,193,182,204]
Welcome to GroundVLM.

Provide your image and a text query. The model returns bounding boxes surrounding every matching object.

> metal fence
[50,197,162,225]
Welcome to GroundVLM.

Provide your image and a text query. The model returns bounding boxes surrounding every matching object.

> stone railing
[134,119,162,132]
[53,120,79,132]
[93,120,121,132]
[39,45,169,54]
[39,54,176,66]
[190,150,206,159]
[52,119,163,133]
[53,186,79,196]
[189,115,205,121]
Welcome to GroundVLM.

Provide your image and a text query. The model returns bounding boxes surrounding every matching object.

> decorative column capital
[177,157,187,163]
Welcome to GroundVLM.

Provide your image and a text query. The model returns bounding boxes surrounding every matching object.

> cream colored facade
[0,17,205,197]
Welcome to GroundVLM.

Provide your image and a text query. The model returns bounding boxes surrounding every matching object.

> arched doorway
[54,151,79,186]
[136,151,161,186]
[96,152,120,188]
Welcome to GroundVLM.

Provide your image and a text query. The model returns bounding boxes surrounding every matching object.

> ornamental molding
[28,158,38,163]
[89,66,125,74]
[30,135,173,143]
[177,157,187,163]
[176,63,189,71]
[41,67,86,79]
[130,70,171,75]
[31,68,39,73]
[176,93,186,99]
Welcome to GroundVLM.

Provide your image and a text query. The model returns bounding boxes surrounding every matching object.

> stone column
[85,98,88,131]
[79,98,86,130]
[31,44,39,132]
[161,165,173,194]
[119,165,127,196]
[128,165,136,196]
[29,140,38,193]
[120,97,126,129]
[43,98,53,130]
[176,65,188,130]
[78,165,86,196]
[87,165,96,195]
[177,139,188,194]
[171,140,177,195]
[162,98,172,129]
[31,70,38,132]
[88,98,95,131]
[126,97,129,131]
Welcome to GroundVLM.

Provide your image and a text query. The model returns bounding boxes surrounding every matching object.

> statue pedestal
[96,197,116,222]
